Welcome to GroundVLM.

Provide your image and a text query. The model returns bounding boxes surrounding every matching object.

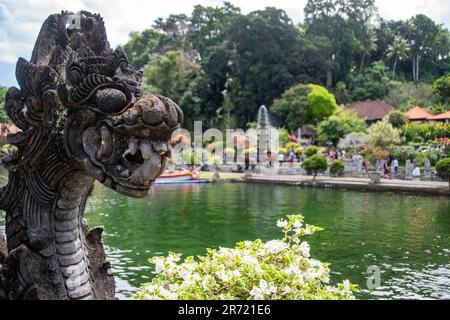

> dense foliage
[120,1,450,129]
[304,146,319,158]
[402,123,450,144]
[330,160,345,177]
[272,84,338,131]
[386,110,408,128]
[302,155,328,181]
[316,111,367,144]
[135,215,357,300]
[367,120,401,149]
[391,145,447,166]
[436,159,450,187]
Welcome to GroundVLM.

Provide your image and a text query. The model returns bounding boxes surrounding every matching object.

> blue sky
[2,0,450,87]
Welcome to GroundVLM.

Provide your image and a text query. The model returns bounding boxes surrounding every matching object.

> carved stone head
[4,11,183,197]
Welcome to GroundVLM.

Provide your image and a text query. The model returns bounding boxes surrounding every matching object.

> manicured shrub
[304,146,319,158]
[302,155,328,181]
[330,160,345,177]
[134,215,357,300]
[436,158,450,187]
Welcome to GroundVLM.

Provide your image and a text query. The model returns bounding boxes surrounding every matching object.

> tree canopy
[119,1,450,130]
[316,110,367,144]
[272,84,338,131]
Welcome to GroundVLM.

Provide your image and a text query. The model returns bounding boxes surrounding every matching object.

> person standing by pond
[278,153,285,167]
[392,158,399,176]
[267,149,273,167]
[288,151,295,167]
[412,162,421,180]
[363,158,369,177]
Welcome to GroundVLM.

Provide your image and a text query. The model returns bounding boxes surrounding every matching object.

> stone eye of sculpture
[0,11,183,300]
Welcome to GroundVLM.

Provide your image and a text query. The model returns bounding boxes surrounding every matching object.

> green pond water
[1,171,450,300]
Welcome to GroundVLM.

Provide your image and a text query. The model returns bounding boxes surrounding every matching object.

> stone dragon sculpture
[0,11,183,300]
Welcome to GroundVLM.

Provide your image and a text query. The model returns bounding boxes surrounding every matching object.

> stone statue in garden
[0,11,183,300]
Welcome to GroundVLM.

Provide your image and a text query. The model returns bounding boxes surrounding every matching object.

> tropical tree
[142,51,202,125]
[187,2,241,60]
[351,61,391,101]
[359,28,378,74]
[123,29,161,70]
[433,75,450,105]
[386,36,410,79]
[408,14,438,82]
[226,7,305,126]
[272,84,338,131]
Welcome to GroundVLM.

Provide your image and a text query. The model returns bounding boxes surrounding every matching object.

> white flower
[249,286,264,300]
[202,276,213,290]
[264,240,289,255]
[242,255,259,266]
[277,219,288,228]
[139,215,357,301]
[216,269,232,282]
[292,237,301,244]
[282,265,298,277]
[153,257,165,273]
[299,242,310,258]
[250,280,277,300]
[158,287,178,300]
[293,220,303,228]
[342,280,351,291]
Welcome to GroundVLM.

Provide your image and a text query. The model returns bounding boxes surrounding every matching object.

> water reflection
[1,170,449,300]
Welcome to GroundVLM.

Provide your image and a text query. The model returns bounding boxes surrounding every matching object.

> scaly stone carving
[0,11,183,300]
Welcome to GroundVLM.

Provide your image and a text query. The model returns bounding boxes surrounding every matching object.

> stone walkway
[241,174,450,196]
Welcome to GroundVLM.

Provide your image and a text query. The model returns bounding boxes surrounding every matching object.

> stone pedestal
[405,160,413,180]
[424,159,431,178]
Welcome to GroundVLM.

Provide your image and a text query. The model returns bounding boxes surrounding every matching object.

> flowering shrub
[134,215,357,300]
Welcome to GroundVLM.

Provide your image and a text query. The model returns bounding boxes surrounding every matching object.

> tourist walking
[278,153,285,167]
[289,151,295,167]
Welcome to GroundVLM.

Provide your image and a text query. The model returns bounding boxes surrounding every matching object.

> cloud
[0,0,308,65]
[377,0,450,27]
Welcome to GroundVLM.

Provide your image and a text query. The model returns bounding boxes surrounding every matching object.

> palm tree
[387,36,411,79]
[359,28,378,74]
